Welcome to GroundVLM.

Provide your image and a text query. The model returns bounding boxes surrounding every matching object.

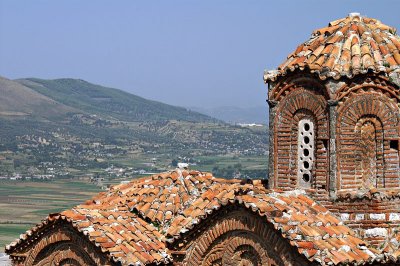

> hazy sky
[1,1,399,108]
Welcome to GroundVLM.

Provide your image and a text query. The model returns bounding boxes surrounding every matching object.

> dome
[264,13,400,82]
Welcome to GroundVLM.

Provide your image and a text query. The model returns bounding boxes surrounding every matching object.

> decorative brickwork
[265,14,400,252]
[178,208,309,266]
[8,220,111,266]
[336,91,399,190]
[335,76,400,103]
[273,84,329,191]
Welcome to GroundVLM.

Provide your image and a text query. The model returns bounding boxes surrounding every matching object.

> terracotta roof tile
[264,13,400,82]
[5,170,387,265]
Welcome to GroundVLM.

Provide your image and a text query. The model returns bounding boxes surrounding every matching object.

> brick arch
[34,242,95,266]
[20,222,110,266]
[274,88,329,191]
[201,231,274,266]
[221,233,273,265]
[335,75,400,102]
[269,74,329,102]
[337,92,400,190]
[58,259,81,266]
[183,209,308,266]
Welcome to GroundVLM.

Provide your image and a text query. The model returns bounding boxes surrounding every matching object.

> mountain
[0,77,75,119]
[190,106,268,125]
[16,78,215,123]
[0,76,268,180]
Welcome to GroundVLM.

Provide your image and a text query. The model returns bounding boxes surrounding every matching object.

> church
[6,13,400,265]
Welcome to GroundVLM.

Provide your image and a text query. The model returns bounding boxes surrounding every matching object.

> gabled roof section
[6,203,171,265]
[264,13,400,83]
[6,170,388,265]
[165,184,382,265]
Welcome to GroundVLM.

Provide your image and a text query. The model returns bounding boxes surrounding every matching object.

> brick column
[328,99,338,196]
[267,99,277,189]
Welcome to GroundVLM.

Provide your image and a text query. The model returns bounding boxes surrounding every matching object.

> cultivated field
[0,179,102,250]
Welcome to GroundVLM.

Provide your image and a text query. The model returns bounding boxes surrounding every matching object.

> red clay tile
[6,170,382,266]
[264,14,400,82]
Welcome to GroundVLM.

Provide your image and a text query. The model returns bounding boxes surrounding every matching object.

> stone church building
[6,14,400,265]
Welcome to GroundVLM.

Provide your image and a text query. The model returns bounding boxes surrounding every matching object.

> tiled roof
[6,200,170,265]
[163,177,382,265]
[264,13,400,82]
[6,170,386,265]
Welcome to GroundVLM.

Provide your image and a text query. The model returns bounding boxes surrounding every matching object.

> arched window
[298,118,314,188]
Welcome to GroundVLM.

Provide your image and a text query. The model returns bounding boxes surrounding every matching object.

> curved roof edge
[264,14,400,83]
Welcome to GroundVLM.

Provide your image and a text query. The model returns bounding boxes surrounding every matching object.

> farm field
[197,155,267,171]
[0,179,102,250]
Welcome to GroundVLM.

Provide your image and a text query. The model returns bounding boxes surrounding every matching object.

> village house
[6,13,400,265]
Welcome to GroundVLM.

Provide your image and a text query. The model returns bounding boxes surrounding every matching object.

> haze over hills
[0,76,268,180]
[190,106,268,125]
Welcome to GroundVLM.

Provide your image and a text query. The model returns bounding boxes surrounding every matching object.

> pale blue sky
[0,1,399,108]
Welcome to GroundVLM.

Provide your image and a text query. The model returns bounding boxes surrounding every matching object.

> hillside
[0,76,268,180]
[16,78,215,122]
[0,77,75,119]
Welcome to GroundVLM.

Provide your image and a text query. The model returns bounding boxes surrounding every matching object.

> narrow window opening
[323,140,328,150]
[390,140,398,150]
[303,173,310,182]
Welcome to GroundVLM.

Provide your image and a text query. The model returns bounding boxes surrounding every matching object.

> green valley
[0,76,268,181]
[0,76,268,249]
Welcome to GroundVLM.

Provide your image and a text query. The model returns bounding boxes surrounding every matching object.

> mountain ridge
[15,77,217,123]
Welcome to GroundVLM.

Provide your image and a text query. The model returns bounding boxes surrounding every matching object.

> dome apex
[348,12,361,17]
[264,15,400,82]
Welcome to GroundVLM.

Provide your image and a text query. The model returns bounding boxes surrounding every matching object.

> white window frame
[297,118,315,188]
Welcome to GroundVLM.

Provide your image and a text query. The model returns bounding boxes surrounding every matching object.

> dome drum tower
[265,13,400,245]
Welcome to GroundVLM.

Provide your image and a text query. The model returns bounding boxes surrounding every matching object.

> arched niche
[337,92,400,190]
